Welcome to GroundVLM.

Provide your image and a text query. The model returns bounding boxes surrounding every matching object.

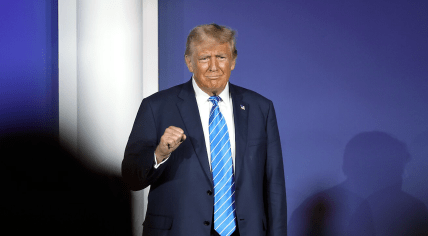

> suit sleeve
[264,101,287,235]
[122,99,167,191]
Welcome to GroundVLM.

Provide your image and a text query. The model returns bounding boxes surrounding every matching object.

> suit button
[207,190,213,195]
[204,221,210,226]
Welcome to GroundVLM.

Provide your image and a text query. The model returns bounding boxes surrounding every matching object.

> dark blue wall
[0,1,58,136]
[159,0,428,234]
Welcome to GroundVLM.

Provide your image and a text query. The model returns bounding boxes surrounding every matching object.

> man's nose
[209,58,218,72]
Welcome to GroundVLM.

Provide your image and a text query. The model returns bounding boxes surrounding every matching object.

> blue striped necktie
[209,96,237,236]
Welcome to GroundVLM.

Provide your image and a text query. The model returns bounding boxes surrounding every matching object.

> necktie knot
[209,96,221,105]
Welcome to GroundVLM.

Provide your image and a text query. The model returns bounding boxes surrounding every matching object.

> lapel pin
[240,105,245,110]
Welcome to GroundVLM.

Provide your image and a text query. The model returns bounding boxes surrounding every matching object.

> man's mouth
[206,75,222,79]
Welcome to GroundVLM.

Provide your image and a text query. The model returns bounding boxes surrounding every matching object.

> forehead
[191,38,232,55]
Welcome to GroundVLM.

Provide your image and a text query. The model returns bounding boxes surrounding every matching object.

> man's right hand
[155,126,186,163]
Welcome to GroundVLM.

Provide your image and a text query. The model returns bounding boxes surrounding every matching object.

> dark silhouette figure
[289,131,428,235]
[0,132,132,236]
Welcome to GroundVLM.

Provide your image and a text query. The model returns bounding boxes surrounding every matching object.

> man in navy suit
[122,23,287,236]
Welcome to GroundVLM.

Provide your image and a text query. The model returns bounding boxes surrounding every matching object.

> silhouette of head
[342,131,410,186]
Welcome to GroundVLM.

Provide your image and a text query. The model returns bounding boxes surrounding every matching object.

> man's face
[185,38,236,96]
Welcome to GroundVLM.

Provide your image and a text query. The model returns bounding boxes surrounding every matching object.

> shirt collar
[192,76,230,103]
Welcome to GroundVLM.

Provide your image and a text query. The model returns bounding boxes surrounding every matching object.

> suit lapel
[176,80,213,185]
[230,84,249,184]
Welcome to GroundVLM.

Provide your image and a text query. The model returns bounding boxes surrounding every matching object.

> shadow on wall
[0,132,132,236]
[288,131,428,236]
[404,131,428,209]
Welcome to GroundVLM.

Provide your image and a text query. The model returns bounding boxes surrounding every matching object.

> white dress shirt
[154,78,236,171]
[192,78,236,171]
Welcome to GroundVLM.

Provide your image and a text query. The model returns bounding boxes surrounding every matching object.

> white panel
[76,0,143,174]
[58,0,77,153]
[142,0,159,98]
[59,1,158,235]
[139,1,159,235]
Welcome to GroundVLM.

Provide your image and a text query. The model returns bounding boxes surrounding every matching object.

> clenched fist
[155,126,187,163]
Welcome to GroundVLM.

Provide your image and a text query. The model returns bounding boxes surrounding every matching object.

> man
[122,23,287,236]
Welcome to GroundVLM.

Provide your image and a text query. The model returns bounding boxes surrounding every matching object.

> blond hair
[185,23,237,59]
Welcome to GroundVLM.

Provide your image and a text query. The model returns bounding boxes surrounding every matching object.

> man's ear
[185,55,194,73]
[231,57,236,71]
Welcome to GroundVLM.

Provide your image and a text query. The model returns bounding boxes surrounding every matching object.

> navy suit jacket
[122,79,287,236]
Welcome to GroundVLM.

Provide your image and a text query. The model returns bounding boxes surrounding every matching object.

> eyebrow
[198,55,211,59]
[198,53,228,59]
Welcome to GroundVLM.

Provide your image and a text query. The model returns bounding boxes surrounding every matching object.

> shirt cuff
[154,152,170,169]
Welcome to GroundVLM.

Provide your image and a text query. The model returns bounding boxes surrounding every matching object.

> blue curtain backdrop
[159,0,428,234]
[0,0,58,136]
